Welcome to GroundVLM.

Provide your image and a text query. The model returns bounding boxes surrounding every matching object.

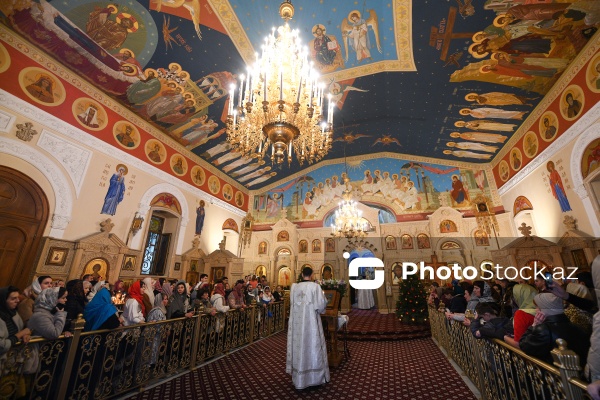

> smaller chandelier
[331,183,369,239]
[226,0,333,167]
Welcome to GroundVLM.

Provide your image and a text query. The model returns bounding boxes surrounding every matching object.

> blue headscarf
[83,287,117,331]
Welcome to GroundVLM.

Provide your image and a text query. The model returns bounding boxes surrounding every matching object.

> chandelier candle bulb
[238,75,245,107]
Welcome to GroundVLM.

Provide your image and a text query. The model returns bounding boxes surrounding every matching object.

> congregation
[429,256,600,399]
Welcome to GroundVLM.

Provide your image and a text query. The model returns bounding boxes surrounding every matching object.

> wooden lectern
[320,290,349,367]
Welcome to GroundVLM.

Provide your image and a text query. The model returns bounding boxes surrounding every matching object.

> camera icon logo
[344,252,385,290]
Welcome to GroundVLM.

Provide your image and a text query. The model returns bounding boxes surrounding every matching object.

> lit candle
[288,142,292,157]
[238,75,245,107]
[279,68,283,101]
[263,70,267,102]
[296,76,302,103]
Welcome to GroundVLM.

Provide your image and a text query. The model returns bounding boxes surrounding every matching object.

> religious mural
[581,138,600,179]
[250,158,493,224]
[1,0,598,191]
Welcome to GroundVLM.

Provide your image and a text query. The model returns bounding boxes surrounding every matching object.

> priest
[286,266,330,389]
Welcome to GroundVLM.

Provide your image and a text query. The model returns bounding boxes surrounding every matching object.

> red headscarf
[128,281,145,315]
[213,283,225,297]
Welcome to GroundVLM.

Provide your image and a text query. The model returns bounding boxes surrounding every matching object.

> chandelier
[331,179,369,239]
[226,0,333,167]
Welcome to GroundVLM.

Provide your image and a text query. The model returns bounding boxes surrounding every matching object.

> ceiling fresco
[249,156,495,226]
[1,0,598,191]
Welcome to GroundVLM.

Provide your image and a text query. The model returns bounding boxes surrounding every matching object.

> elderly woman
[142,277,156,318]
[18,276,53,326]
[27,288,68,340]
[520,292,590,366]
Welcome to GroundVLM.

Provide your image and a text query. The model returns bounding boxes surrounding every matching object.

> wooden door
[0,166,49,288]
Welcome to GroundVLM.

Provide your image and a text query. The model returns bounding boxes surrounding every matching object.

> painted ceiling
[1,0,598,190]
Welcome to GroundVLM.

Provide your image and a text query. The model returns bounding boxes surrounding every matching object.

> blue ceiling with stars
[6,0,597,189]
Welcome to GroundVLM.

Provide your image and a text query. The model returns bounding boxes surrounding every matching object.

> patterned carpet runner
[345,309,431,340]
[131,331,476,400]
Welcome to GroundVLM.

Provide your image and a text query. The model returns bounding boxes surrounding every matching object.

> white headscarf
[143,278,155,307]
[534,293,564,317]
[35,287,59,311]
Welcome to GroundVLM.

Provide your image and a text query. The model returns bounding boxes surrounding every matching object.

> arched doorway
[0,166,49,288]
[348,248,376,309]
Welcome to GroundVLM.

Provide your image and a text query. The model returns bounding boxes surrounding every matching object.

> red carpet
[345,309,431,340]
[130,331,475,400]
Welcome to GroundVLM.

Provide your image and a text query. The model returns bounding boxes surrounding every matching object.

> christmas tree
[396,274,428,324]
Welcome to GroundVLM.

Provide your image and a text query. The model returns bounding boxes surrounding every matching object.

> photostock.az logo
[344,252,385,290]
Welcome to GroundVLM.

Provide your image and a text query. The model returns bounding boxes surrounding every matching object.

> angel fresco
[151,0,202,40]
[454,120,516,132]
[459,108,526,120]
[328,82,369,110]
[341,9,382,63]
[465,92,538,106]
[449,131,507,144]
[443,150,492,160]
[447,142,498,153]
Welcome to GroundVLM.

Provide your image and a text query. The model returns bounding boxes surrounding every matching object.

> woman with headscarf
[564,281,594,334]
[18,276,53,326]
[146,294,168,366]
[504,283,538,349]
[167,281,193,319]
[210,283,230,313]
[473,280,497,303]
[122,281,145,326]
[83,287,120,331]
[446,284,478,323]
[161,281,173,304]
[210,283,230,334]
[520,293,590,366]
[0,286,31,354]
[142,278,156,318]
[27,288,67,340]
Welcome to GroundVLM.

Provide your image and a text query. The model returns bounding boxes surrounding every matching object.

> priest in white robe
[286,266,330,390]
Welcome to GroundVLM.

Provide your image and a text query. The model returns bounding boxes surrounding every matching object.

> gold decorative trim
[207,0,257,65]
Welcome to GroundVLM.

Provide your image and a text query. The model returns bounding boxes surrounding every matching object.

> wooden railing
[0,301,286,400]
[428,305,592,400]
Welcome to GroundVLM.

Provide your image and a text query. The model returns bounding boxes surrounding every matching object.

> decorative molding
[498,101,600,196]
[137,183,190,255]
[37,129,92,197]
[0,136,72,237]
[0,109,16,133]
[138,183,190,224]
[0,90,245,217]
[570,120,600,199]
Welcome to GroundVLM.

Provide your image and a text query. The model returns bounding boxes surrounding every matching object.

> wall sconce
[126,212,145,245]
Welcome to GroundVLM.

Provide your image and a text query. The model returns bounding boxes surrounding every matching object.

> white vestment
[286,281,330,389]
[357,288,375,309]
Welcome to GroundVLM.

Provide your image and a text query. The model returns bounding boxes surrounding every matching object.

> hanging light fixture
[331,145,370,239]
[330,182,369,239]
[226,0,333,167]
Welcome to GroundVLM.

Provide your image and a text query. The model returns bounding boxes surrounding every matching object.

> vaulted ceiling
[2,0,597,190]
